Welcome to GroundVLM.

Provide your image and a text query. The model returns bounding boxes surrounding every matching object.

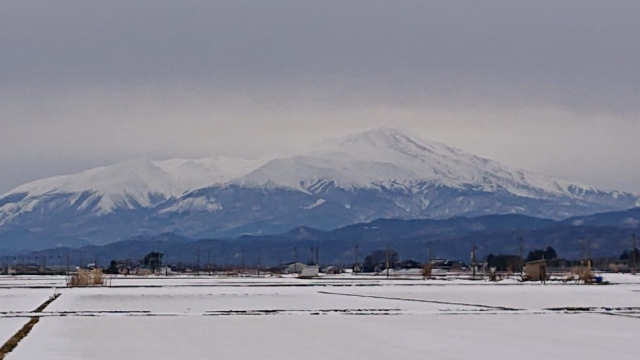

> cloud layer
[1,1,639,193]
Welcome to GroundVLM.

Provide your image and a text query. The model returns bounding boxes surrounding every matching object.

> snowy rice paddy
[1,274,639,359]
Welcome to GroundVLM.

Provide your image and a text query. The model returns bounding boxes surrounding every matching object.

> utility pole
[315,246,319,267]
[386,246,390,278]
[257,247,261,276]
[196,247,201,276]
[518,235,525,275]
[519,235,523,261]
[471,242,477,279]
[241,248,245,273]
[294,246,298,273]
[207,251,211,276]
[354,244,359,273]
[632,233,637,275]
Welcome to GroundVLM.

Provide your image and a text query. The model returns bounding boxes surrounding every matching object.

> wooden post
[632,234,637,275]
[257,247,261,276]
[241,248,245,273]
[519,236,524,274]
[471,242,477,279]
[354,244,359,273]
[386,247,390,278]
[196,247,201,276]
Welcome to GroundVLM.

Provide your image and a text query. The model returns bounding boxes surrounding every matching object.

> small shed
[524,260,548,281]
[299,265,319,279]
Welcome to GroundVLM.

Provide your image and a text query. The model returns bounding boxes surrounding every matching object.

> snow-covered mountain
[0,156,269,223]
[154,156,269,192]
[1,127,638,250]
[238,128,594,198]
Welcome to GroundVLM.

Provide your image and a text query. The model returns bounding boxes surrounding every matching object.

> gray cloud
[1,1,639,193]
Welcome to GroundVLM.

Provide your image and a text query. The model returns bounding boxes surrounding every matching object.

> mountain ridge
[7,212,637,265]
[1,127,639,250]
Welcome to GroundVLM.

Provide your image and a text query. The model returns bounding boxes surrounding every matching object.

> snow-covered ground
[0,287,57,312]
[0,275,67,289]
[8,313,638,360]
[0,319,29,346]
[0,284,58,347]
[2,274,639,359]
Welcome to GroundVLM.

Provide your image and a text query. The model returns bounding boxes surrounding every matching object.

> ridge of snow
[153,156,270,192]
[1,127,635,224]
[1,158,181,217]
[0,155,267,218]
[159,196,222,214]
[8,158,178,197]
[304,198,326,210]
[236,127,602,199]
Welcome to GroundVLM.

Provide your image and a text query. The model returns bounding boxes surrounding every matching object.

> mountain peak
[2,127,640,249]
[238,127,602,199]
[342,126,412,143]
[316,127,429,154]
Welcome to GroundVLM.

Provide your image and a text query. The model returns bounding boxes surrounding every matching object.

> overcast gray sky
[1,1,639,194]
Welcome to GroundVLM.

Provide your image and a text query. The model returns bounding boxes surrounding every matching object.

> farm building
[299,265,319,279]
[524,259,548,281]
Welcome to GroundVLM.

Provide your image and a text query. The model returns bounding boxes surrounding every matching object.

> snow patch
[304,199,326,210]
[160,197,222,214]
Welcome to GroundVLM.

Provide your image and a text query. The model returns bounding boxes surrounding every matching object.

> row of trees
[102,244,638,274]
[105,252,164,274]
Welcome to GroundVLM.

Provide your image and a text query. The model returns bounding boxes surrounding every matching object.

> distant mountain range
[1,127,639,251]
[6,210,639,266]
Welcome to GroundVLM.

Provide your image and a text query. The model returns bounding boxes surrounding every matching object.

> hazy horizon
[2,1,640,193]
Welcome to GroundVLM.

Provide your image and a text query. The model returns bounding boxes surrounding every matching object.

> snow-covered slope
[1,127,638,249]
[154,156,269,192]
[0,158,179,222]
[237,127,597,199]
[0,155,267,223]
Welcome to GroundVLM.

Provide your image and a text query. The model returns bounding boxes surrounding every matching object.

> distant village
[2,244,637,286]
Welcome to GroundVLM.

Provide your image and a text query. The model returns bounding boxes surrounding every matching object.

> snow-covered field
[2,274,639,359]
[0,284,59,346]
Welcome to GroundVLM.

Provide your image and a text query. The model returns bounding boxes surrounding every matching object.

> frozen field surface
[2,274,639,360]
[0,283,58,349]
[0,288,57,312]
[0,318,29,345]
[9,313,638,360]
[0,275,66,289]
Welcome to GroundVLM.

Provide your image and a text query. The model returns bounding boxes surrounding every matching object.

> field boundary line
[318,291,523,311]
[0,293,61,359]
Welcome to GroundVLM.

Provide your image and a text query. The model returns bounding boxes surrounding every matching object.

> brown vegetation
[67,269,105,287]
